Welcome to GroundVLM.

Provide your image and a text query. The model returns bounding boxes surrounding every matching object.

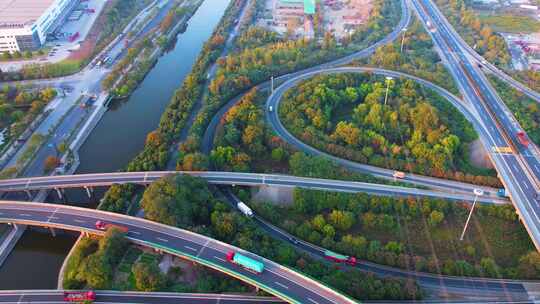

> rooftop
[0,0,56,27]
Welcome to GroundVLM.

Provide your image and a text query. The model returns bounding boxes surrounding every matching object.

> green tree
[132,260,166,291]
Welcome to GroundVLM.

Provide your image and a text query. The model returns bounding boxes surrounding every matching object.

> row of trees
[279,73,500,185]
[435,0,510,66]
[0,85,56,142]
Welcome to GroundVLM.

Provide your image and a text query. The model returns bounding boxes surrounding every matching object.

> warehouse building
[0,0,76,53]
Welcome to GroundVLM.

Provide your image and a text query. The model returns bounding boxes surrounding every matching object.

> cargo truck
[226,251,264,274]
[324,250,357,266]
[237,202,253,217]
[64,291,96,302]
[95,220,128,232]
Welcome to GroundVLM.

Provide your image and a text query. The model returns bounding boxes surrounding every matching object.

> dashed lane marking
[156,237,169,242]
[74,219,86,223]
[308,297,320,304]
[213,256,226,262]
[184,245,197,252]
[275,281,289,289]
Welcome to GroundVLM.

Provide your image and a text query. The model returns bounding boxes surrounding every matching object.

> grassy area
[478,14,540,33]
[251,189,538,278]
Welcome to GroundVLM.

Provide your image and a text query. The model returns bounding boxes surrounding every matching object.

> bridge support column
[49,227,56,237]
[55,188,63,200]
[84,186,93,198]
[24,190,32,200]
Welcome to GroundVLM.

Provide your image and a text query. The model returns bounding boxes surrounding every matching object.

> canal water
[0,0,231,289]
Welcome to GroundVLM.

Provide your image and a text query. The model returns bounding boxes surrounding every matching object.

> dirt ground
[468,139,494,169]
[252,186,294,206]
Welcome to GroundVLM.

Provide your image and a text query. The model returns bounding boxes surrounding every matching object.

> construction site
[257,0,372,39]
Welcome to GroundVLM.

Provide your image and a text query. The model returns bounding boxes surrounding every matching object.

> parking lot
[0,0,106,71]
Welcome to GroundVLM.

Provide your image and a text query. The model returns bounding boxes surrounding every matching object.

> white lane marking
[74,219,86,223]
[47,216,59,220]
[214,256,226,262]
[156,237,169,242]
[308,297,320,304]
[524,183,530,190]
[535,164,540,173]
[129,231,141,235]
[274,281,289,289]
[184,245,197,252]
[513,164,519,171]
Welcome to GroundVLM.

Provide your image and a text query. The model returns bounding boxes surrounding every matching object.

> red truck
[517,131,530,147]
[95,220,128,232]
[324,250,357,266]
[64,291,96,302]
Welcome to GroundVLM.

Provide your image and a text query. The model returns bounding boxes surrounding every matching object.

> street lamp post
[400,27,408,53]
[384,76,393,106]
[460,194,478,241]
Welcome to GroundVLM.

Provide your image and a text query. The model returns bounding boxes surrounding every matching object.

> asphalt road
[219,188,535,302]
[0,172,507,204]
[410,0,540,251]
[0,290,282,304]
[0,201,356,304]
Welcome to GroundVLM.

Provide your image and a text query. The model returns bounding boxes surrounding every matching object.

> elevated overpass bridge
[0,171,507,204]
[0,290,282,304]
[0,201,356,304]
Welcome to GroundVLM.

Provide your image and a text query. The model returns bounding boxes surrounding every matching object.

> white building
[0,0,76,53]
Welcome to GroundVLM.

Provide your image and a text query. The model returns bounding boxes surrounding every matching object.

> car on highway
[473,188,484,196]
[95,220,128,232]
[393,171,405,179]
[268,106,273,112]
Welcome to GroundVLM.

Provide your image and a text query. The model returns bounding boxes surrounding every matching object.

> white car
[269,106,273,112]
[473,188,484,196]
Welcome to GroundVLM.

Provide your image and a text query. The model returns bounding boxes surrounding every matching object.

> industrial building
[0,0,77,53]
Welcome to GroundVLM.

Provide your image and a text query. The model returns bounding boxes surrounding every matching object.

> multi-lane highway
[0,201,356,304]
[0,290,282,304]
[0,172,507,204]
[410,0,540,250]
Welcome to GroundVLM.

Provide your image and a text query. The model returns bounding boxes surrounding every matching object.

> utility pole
[384,76,393,106]
[400,27,408,53]
[460,194,479,241]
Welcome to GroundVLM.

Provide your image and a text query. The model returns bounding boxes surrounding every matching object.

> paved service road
[0,201,356,304]
[0,172,507,204]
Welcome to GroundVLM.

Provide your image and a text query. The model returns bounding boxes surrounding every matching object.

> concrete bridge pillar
[84,186,93,198]
[24,190,32,200]
[55,188,63,200]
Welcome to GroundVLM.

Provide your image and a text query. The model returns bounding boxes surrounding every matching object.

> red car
[95,220,128,233]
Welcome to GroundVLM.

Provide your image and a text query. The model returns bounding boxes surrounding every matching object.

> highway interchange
[3,0,540,301]
[0,201,356,304]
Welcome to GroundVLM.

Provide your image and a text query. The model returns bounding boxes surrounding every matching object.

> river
[0,0,231,289]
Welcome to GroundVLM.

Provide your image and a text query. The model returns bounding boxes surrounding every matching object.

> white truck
[237,202,254,217]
